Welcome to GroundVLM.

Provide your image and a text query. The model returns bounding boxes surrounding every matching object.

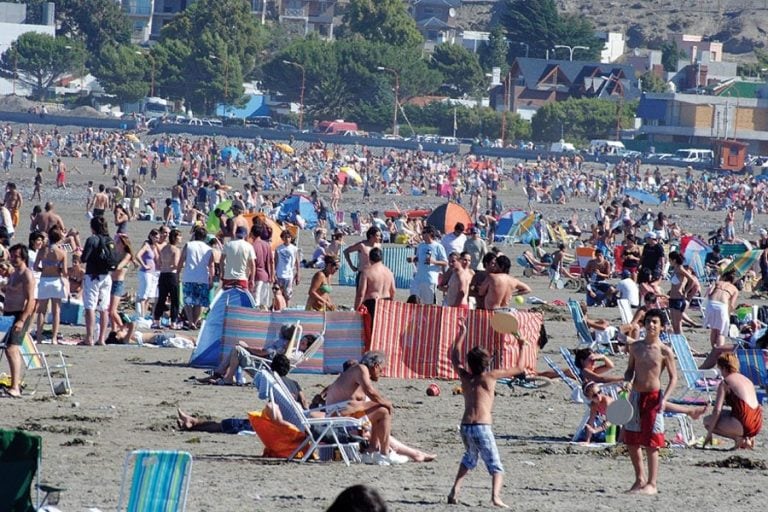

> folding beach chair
[0,316,72,397]
[567,299,614,353]
[543,355,579,394]
[253,368,363,466]
[735,348,768,404]
[668,334,720,404]
[117,450,193,512]
[0,428,64,512]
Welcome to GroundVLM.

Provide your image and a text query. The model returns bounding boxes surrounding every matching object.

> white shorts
[409,281,437,305]
[137,270,159,300]
[84,274,112,312]
[37,276,66,300]
[705,300,730,333]
[253,280,270,308]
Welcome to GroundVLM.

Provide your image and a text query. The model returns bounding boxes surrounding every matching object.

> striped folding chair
[735,348,768,404]
[117,450,193,512]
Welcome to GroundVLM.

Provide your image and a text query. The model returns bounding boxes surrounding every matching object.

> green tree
[531,98,636,143]
[502,0,560,59]
[502,0,600,61]
[639,72,668,93]
[56,0,131,58]
[341,0,423,48]
[430,43,484,97]
[660,41,686,72]
[0,33,86,99]
[91,44,149,103]
[158,0,268,113]
[480,25,509,72]
[402,102,530,140]
[263,39,441,130]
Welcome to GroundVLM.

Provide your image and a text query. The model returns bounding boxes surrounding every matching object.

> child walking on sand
[623,308,678,495]
[448,318,530,508]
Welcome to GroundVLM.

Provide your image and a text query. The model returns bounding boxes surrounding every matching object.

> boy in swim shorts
[448,317,530,508]
[623,309,678,495]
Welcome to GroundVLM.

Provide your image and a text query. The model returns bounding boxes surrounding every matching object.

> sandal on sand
[1,388,22,399]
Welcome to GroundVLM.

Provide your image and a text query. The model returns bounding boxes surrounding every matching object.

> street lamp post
[282,60,306,131]
[135,51,155,96]
[553,44,590,61]
[507,40,529,58]
[377,66,400,136]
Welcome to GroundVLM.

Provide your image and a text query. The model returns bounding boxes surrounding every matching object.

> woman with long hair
[108,234,135,329]
[134,229,160,318]
[34,227,68,344]
[667,251,696,334]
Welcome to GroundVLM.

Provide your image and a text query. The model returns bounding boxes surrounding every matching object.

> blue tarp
[215,94,269,118]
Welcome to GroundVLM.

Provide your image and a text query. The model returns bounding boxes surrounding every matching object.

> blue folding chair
[735,349,768,404]
[117,450,193,512]
[668,334,720,404]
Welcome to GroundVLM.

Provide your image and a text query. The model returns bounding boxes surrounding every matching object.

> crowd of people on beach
[1,123,767,506]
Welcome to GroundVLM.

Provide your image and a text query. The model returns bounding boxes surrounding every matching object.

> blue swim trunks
[183,282,210,307]
[459,424,504,474]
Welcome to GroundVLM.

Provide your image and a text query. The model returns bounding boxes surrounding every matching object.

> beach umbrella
[339,166,362,184]
[275,143,294,155]
[220,146,241,160]
[206,200,233,233]
[723,249,762,277]
[624,189,661,206]
[425,202,472,234]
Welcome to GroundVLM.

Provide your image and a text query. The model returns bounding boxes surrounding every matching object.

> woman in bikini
[705,269,739,348]
[704,352,763,449]
[108,234,136,330]
[621,235,642,281]
[135,229,160,319]
[667,251,697,335]
[306,255,338,311]
[33,227,68,344]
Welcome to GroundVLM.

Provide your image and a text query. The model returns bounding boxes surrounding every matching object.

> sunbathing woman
[703,353,763,449]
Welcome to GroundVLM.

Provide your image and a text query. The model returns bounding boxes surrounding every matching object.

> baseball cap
[621,270,631,279]
[645,232,658,240]
[235,226,248,239]
[761,229,767,236]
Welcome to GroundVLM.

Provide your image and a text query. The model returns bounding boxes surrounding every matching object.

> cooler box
[61,300,85,325]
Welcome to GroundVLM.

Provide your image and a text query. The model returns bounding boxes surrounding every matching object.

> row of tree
[0,0,635,139]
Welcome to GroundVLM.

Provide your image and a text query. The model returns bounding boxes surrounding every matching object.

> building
[122,0,154,43]
[671,33,723,63]
[458,30,489,53]
[411,0,460,43]
[278,0,338,39]
[596,31,625,63]
[492,57,640,121]
[638,91,768,153]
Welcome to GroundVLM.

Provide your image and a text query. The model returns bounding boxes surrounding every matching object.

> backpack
[93,235,118,272]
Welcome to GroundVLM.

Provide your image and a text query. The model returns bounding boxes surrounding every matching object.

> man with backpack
[81,216,117,346]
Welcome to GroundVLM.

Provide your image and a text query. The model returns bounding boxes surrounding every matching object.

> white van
[589,139,625,155]
[550,139,576,153]
[672,148,714,163]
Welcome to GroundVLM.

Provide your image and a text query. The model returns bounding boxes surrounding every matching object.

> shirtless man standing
[445,253,472,309]
[344,227,382,306]
[3,244,36,398]
[478,255,532,310]
[3,183,22,229]
[31,202,65,234]
[355,247,395,319]
[90,184,110,218]
[325,351,403,465]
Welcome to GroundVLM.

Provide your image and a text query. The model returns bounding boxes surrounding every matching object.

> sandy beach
[3,126,768,511]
